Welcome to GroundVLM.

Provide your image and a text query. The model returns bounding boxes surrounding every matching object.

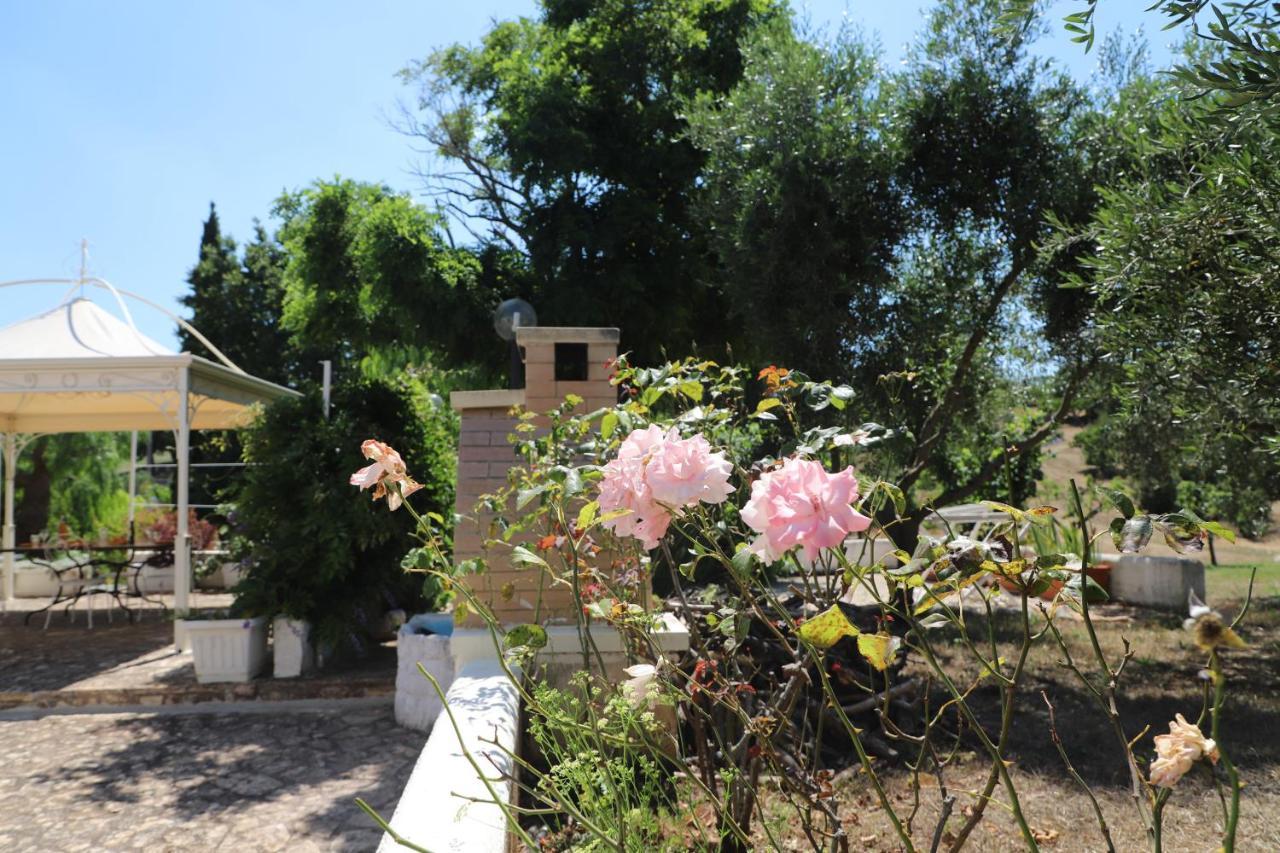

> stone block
[1111,555,1205,610]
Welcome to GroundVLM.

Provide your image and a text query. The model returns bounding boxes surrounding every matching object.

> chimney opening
[554,342,589,382]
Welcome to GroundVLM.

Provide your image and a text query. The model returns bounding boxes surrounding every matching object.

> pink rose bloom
[598,426,733,549]
[1149,713,1219,788]
[740,457,870,567]
[646,432,734,509]
[350,439,422,511]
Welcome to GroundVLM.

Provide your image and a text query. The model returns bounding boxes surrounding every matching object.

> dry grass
[752,566,1280,851]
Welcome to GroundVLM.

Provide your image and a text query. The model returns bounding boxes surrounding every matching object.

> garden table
[1,543,173,628]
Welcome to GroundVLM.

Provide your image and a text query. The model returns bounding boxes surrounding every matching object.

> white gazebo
[0,278,298,646]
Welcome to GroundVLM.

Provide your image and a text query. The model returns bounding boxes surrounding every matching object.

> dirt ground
[750,567,1280,852]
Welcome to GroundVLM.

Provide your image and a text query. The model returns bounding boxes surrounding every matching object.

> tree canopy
[163,0,1280,540]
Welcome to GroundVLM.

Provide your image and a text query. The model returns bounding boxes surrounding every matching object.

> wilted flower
[621,659,665,709]
[598,426,733,549]
[350,439,422,511]
[741,457,871,567]
[1183,590,1248,651]
[1149,713,1219,788]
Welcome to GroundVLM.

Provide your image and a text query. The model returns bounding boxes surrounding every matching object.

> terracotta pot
[1086,563,1112,593]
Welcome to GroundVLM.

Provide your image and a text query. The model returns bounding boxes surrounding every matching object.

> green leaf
[504,623,548,651]
[755,397,783,413]
[797,605,860,650]
[1117,516,1153,553]
[575,499,599,531]
[562,467,584,498]
[730,546,757,580]
[601,411,618,441]
[1202,520,1237,543]
[515,484,547,510]
[1105,489,1136,520]
[678,380,704,402]
[873,481,906,516]
[510,545,550,570]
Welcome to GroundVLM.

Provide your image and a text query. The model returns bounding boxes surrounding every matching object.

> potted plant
[225,382,454,680]
[271,611,315,678]
[392,545,458,731]
[181,608,268,683]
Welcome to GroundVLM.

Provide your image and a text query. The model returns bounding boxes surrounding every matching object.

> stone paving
[0,706,423,852]
[0,604,396,710]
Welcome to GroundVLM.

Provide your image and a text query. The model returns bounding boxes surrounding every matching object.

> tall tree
[275,179,492,378]
[1055,79,1280,534]
[179,203,296,386]
[687,3,1102,542]
[400,0,781,362]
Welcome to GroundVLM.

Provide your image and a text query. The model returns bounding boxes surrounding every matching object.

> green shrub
[228,378,455,648]
[1176,480,1273,541]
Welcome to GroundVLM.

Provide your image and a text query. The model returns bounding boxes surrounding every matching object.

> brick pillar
[450,328,619,627]
[517,326,620,419]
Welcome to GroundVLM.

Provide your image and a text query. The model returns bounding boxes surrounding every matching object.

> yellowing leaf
[1024,502,1054,522]
[575,499,600,531]
[977,656,1007,680]
[797,605,860,650]
[981,501,1024,521]
[992,559,1027,577]
[756,397,783,413]
[1221,627,1248,649]
[856,632,899,671]
[678,380,704,402]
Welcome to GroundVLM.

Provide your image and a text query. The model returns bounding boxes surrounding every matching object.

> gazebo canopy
[0,298,293,433]
[0,290,298,646]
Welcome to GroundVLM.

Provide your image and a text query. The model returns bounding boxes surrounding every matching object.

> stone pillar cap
[449,389,526,411]
[515,327,620,345]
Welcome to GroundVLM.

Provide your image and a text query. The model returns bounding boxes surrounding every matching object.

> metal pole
[127,430,138,537]
[174,367,191,648]
[2,433,16,603]
[321,360,332,419]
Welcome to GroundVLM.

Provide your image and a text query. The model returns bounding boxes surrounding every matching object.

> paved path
[0,706,422,852]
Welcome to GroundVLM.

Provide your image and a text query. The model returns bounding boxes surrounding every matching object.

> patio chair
[37,559,120,630]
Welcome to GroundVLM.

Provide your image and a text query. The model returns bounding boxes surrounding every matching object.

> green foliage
[1003,1,1280,115]
[686,23,901,379]
[687,1,1097,522]
[275,178,490,376]
[401,0,780,363]
[14,434,131,541]
[179,203,297,386]
[1177,479,1273,540]
[1050,62,1280,536]
[524,675,680,852]
[228,378,456,646]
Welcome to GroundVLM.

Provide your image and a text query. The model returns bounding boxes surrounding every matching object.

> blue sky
[0,1,1173,354]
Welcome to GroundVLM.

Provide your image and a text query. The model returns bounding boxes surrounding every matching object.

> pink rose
[350,439,422,511]
[598,426,733,549]
[740,457,870,567]
[646,431,734,509]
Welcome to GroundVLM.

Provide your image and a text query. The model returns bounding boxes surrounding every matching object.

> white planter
[395,613,455,732]
[273,616,315,678]
[218,562,243,590]
[137,564,175,594]
[184,617,268,683]
[14,564,60,598]
[1112,555,1206,610]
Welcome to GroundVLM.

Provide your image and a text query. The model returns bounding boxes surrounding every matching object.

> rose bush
[361,357,1255,853]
